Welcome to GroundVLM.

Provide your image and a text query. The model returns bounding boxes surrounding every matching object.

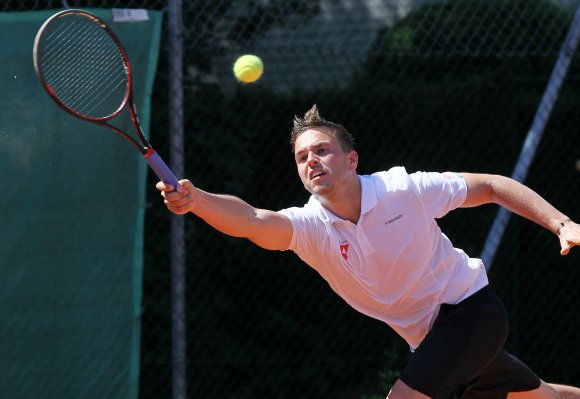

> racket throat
[143,147,156,158]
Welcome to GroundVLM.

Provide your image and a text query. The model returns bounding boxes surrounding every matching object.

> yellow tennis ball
[233,55,263,83]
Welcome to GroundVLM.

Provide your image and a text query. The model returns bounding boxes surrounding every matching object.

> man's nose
[307,151,320,164]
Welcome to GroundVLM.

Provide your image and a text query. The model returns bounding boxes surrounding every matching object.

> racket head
[33,9,132,121]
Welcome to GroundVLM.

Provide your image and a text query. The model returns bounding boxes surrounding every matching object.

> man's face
[293,128,357,196]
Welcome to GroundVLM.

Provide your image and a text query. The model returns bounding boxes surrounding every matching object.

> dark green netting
[0,9,162,399]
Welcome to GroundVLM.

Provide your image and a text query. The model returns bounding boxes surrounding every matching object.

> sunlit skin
[293,128,361,223]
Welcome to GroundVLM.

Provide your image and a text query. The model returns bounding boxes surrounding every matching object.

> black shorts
[399,285,541,399]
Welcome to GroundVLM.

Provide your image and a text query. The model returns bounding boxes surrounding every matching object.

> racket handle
[144,150,179,189]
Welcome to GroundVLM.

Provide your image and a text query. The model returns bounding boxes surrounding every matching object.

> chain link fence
[4,0,580,398]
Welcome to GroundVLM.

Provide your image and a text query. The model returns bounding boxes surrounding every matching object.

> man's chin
[306,185,331,196]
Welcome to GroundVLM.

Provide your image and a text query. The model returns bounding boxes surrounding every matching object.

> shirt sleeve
[409,171,467,218]
[277,204,328,268]
[276,207,300,251]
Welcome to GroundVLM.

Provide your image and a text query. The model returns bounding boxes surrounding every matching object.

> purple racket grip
[144,149,179,189]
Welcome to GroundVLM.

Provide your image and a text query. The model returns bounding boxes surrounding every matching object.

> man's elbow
[462,173,496,207]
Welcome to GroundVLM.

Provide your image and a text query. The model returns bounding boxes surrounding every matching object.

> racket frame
[33,9,178,186]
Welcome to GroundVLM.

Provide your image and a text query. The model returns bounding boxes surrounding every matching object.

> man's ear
[348,150,359,171]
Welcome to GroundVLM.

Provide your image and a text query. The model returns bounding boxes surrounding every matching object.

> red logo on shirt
[340,241,349,260]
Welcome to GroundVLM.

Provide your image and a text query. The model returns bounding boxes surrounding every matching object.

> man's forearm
[489,175,568,234]
[192,189,260,238]
[462,173,569,234]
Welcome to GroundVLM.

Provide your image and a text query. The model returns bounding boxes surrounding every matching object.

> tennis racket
[33,9,178,188]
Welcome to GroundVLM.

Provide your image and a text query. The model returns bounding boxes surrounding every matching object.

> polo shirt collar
[359,174,377,216]
[308,174,378,231]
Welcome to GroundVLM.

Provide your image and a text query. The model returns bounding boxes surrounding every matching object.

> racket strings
[49,20,126,115]
[38,14,129,119]
[44,19,126,111]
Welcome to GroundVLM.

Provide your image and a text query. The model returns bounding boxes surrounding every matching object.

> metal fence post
[168,0,187,398]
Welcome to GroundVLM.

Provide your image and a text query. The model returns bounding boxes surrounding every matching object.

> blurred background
[1,0,579,398]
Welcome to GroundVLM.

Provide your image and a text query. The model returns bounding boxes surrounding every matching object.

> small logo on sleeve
[339,240,350,260]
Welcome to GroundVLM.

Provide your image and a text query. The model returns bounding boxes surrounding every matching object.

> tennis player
[157,105,580,399]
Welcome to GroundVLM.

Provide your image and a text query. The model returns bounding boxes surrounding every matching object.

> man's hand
[156,179,196,215]
[558,219,580,256]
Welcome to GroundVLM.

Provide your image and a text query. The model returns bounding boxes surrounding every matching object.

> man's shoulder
[278,198,321,219]
[364,166,413,190]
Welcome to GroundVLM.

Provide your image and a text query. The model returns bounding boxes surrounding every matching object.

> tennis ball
[233,54,263,83]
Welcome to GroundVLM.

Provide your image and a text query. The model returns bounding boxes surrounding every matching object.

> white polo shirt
[278,166,488,349]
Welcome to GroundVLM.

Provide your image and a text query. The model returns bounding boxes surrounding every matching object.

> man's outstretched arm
[461,173,579,255]
[157,180,293,251]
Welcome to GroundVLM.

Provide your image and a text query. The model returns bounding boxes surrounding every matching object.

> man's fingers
[157,179,195,214]
[161,185,195,214]
[156,178,193,192]
[156,181,174,192]
[559,234,575,256]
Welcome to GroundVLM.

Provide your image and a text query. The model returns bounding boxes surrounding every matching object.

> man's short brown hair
[290,105,355,152]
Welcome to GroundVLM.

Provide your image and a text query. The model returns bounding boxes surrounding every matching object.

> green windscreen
[0,9,162,399]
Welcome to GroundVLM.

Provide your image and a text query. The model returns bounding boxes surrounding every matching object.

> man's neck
[316,175,362,224]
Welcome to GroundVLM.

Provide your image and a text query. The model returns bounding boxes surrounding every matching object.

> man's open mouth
[311,171,325,180]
